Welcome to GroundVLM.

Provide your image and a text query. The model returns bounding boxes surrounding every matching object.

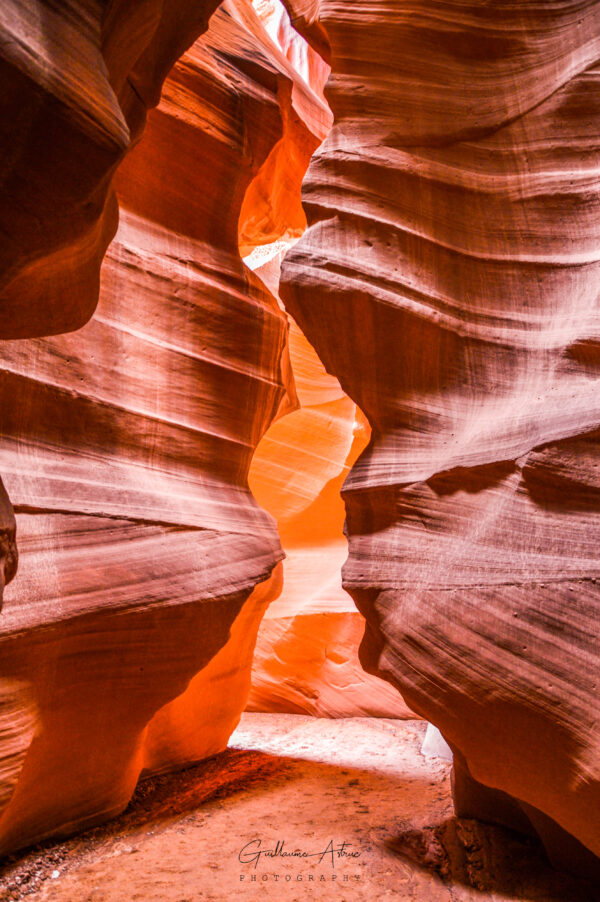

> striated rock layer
[0,1,325,854]
[0,0,234,613]
[280,0,600,878]
[241,2,408,719]
[0,0,226,340]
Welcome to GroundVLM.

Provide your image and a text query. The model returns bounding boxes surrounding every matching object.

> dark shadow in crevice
[386,816,599,902]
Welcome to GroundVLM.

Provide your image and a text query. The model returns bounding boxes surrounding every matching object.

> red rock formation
[2,0,599,880]
[0,1,325,853]
[238,0,331,253]
[0,0,228,340]
[280,0,600,878]
[0,0,232,613]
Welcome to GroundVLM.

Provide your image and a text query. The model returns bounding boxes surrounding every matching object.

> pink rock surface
[0,0,598,881]
[0,0,231,614]
[280,0,600,878]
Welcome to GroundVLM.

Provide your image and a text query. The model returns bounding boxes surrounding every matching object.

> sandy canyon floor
[0,714,596,901]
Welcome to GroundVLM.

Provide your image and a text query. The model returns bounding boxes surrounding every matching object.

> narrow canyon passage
[0,0,599,897]
[244,239,413,719]
[0,0,417,875]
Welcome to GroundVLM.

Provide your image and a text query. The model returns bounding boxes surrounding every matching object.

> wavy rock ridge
[281,0,600,878]
[0,0,599,880]
[0,0,228,340]
[0,0,327,853]
[0,0,235,615]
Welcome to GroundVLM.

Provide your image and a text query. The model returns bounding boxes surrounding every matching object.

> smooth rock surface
[280,0,600,877]
[0,0,225,611]
[0,1,325,854]
[0,0,226,339]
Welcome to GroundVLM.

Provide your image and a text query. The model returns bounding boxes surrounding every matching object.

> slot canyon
[0,1,598,899]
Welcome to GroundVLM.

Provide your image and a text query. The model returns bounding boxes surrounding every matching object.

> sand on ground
[0,714,596,901]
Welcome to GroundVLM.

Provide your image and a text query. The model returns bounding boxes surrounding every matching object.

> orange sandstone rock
[0,0,230,612]
[0,3,324,853]
[248,248,414,718]
[0,0,224,340]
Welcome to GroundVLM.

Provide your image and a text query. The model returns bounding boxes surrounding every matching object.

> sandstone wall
[0,0,599,878]
[281,0,600,877]
[0,1,322,853]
